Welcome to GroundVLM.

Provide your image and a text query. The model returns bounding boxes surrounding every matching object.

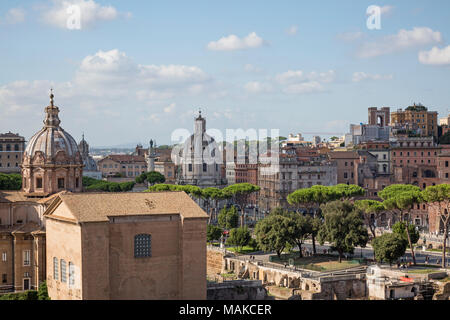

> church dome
[21,91,84,196]
[23,91,82,164]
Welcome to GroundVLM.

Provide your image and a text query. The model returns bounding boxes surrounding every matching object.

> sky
[0,0,450,147]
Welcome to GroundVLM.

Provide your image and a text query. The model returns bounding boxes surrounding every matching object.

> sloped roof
[100,155,146,163]
[45,191,208,223]
[0,190,62,204]
[328,151,359,159]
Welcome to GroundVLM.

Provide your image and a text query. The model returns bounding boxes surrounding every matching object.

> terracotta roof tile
[101,155,146,163]
[49,191,208,223]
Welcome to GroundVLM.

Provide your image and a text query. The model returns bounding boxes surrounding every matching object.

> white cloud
[352,72,393,82]
[380,5,395,16]
[365,5,394,16]
[283,81,324,94]
[357,27,442,58]
[273,70,335,94]
[0,49,214,123]
[244,81,272,94]
[275,70,335,85]
[336,31,364,42]
[286,25,298,36]
[41,0,122,29]
[244,64,262,73]
[207,32,265,51]
[418,46,450,65]
[164,103,176,113]
[1,8,26,24]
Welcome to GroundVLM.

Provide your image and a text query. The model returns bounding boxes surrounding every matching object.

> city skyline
[1,0,450,147]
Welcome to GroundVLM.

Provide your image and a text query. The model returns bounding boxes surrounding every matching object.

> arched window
[134,234,152,258]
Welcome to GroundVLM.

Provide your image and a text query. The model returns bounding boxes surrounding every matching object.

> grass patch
[407,268,441,274]
[269,253,362,271]
[221,272,237,279]
[226,246,258,254]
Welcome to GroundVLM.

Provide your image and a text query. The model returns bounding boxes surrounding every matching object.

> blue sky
[0,0,450,147]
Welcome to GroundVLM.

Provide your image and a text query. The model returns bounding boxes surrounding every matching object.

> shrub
[0,173,22,190]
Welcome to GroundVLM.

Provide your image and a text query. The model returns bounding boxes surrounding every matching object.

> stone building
[258,148,337,211]
[437,145,450,184]
[1,92,80,293]
[175,112,223,187]
[0,132,25,174]
[78,135,101,180]
[44,191,207,300]
[328,151,359,185]
[97,155,147,179]
[0,191,50,293]
[391,136,440,189]
[390,104,438,139]
[368,107,390,127]
[21,92,84,196]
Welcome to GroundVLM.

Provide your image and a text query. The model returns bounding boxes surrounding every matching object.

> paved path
[231,241,450,267]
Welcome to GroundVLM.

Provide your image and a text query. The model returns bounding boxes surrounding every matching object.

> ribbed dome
[25,127,80,160]
[24,92,81,163]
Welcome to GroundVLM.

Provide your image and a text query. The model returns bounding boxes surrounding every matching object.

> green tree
[37,281,50,300]
[84,178,135,192]
[287,185,336,254]
[317,201,369,262]
[392,221,420,246]
[222,183,260,227]
[136,171,165,185]
[354,199,385,239]
[201,187,223,224]
[290,213,314,258]
[332,184,365,200]
[207,225,223,243]
[372,233,407,265]
[380,184,422,265]
[271,209,314,257]
[0,173,22,190]
[422,184,450,268]
[254,214,294,258]
[226,227,251,252]
[217,206,239,230]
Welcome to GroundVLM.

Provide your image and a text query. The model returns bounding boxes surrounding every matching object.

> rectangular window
[60,259,67,283]
[58,178,65,189]
[36,178,43,189]
[2,274,6,284]
[203,163,207,172]
[134,234,152,258]
[188,164,192,172]
[2,252,6,262]
[76,178,79,188]
[23,250,30,266]
[69,262,75,287]
[53,257,59,280]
